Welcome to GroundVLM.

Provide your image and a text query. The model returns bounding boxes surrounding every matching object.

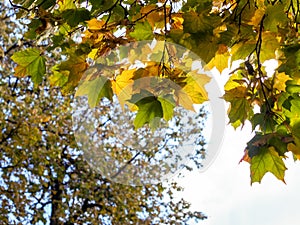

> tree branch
[8,0,30,12]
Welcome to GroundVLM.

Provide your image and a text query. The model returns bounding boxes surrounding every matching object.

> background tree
[0,2,207,224]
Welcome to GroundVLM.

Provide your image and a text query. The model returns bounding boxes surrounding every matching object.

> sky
[175,67,300,225]
[177,122,300,225]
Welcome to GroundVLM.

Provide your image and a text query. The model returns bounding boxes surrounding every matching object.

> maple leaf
[291,121,300,153]
[111,69,137,110]
[192,34,220,63]
[206,44,230,73]
[11,48,46,84]
[157,94,176,121]
[223,86,251,128]
[182,70,211,104]
[14,65,27,78]
[129,21,154,41]
[183,10,212,34]
[62,8,91,27]
[283,97,300,125]
[264,4,289,32]
[75,76,113,107]
[129,90,163,130]
[273,72,292,92]
[246,133,291,158]
[58,0,76,11]
[251,112,279,133]
[111,69,135,95]
[55,52,88,93]
[239,150,251,164]
[249,8,265,27]
[175,89,195,112]
[230,41,256,63]
[250,146,286,184]
[171,14,184,30]
[224,72,246,91]
[49,69,69,87]
[260,32,280,62]
[139,4,166,28]
[287,143,300,160]
[133,62,160,79]
[86,18,105,30]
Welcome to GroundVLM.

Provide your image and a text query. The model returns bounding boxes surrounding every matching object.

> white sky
[175,67,300,225]
[177,121,300,225]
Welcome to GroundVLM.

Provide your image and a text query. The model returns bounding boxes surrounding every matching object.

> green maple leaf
[49,70,69,87]
[89,0,115,13]
[284,97,300,125]
[75,76,113,108]
[223,86,252,128]
[246,133,291,159]
[129,90,163,130]
[158,94,176,121]
[11,48,46,84]
[278,44,300,77]
[129,21,154,41]
[62,8,91,27]
[190,34,219,63]
[250,146,286,184]
[264,4,288,32]
[49,65,69,87]
[183,10,213,34]
[286,84,300,94]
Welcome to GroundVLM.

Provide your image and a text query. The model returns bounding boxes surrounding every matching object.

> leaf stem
[8,0,30,12]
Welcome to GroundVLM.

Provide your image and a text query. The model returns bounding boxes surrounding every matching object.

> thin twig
[8,0,30,12]
[255,15,273,113]
[111,151,141,179]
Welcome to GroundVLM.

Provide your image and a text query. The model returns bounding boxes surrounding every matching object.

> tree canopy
[5,0,300,185]
[0,2,208,224]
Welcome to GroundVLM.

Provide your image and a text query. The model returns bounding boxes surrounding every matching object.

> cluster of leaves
[74,41,210,131]
[7,0,300,183]
[1,2,208,224]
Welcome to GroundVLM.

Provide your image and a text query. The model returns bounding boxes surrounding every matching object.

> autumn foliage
[7,0,300,184]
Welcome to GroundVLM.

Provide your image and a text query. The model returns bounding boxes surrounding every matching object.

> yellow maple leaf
[224,72,245,91]
[111,69,138,111]
[175,88,195,111]
[205,44,230,73]
[86,18,105,30]
[287,143,300,160]
[88,48,98,59]
[171,14,184,29]
[58,0,75,11]
[249,8,265,27]
[139,5,166,28]
[133,62,160,79]
[273,72,292,92]
[182,70,211,104]
[111,69,135,95]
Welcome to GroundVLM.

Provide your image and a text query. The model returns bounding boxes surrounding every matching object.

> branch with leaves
[6,0,300,186]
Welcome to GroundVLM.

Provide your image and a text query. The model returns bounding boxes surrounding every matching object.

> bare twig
[8,0,30,12]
